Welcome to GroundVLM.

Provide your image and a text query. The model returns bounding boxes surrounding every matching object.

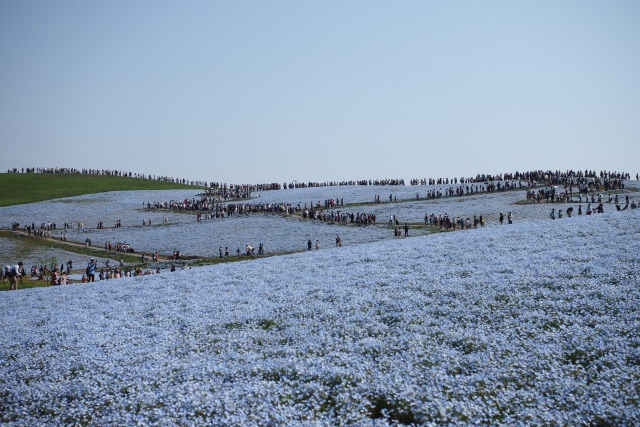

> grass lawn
[0,277,50,291]
[0,173,201,206]
[0,229,301,291]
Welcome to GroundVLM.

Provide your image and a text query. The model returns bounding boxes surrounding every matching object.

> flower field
[1,200,639,425]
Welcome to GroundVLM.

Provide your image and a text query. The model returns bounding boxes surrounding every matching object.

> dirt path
[3,229,187,264]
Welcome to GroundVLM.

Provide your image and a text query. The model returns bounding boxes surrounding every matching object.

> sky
[1,1,638,185]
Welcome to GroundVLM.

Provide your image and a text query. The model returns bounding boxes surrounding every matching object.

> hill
[0,173,200,207]
[1,207,638,425]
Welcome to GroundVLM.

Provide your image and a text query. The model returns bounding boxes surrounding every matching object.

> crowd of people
[2,260,75,288]
[8,166,211,187]
[104,241,135,253]
[422,213,488,231]
[74,256,193,285]
[4,167,639,291]
[525,185,629,204]
[9,166,634,203]
[175,196,380,228]
[285,178,405,189]
[0,256,192,289]
[549,197,638,219]
[409,169,632,187]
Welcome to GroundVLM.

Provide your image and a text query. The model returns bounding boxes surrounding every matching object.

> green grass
[0,230,143,263]
[0,173,201,207]
[0,230,305,291]
[0,277,50,291]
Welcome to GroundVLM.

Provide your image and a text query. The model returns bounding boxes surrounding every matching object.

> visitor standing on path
[86,258,97,282]
[6,262,23,290]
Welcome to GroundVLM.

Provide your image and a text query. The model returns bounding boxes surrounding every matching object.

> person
[17,262,25,284]
[404,223,409,237]
[499,213,504,225]
[307,239,312,251]
[550,209,555,220]
[315,240,320,250]
[6,262,23,291]
[86,258,97,282]
[507,212,512,224]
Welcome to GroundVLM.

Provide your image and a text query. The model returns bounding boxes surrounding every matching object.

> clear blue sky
[1,1,638,184]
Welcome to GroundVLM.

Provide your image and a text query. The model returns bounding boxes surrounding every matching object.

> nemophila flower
[1,186,640,424]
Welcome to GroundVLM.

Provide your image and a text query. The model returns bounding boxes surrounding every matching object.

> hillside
[1,207,638,425]
[0,173,200,207]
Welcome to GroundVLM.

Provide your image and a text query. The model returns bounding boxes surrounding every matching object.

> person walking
[6,262,23,290]
[86,258,97,282]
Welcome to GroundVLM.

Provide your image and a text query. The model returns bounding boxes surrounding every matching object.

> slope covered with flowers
[1,208,639,425]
